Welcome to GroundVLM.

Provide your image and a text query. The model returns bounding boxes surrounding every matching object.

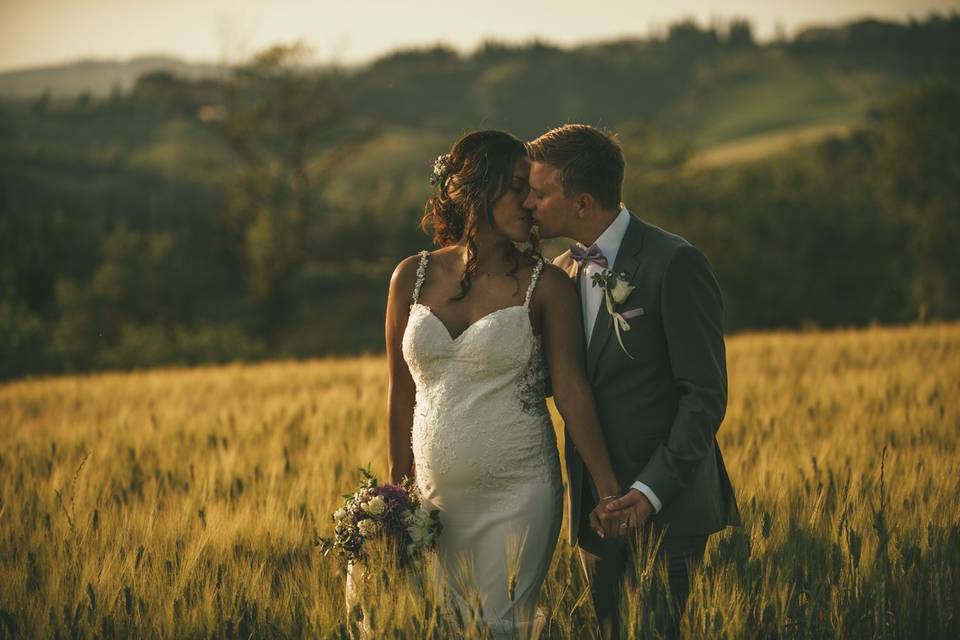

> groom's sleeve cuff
[630,480,663,513]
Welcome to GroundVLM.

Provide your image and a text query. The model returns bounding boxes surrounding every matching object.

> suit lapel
[585,284,610,380]
[585,215,646,380]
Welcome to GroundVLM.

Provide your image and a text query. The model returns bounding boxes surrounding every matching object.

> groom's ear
[574,193,597,218]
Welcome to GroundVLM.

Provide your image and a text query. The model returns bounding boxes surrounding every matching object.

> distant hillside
[2,14,957,112]
[0,56,227,100]
[687,122,853,169]
[2,15,958,379]
[2,17,957,195]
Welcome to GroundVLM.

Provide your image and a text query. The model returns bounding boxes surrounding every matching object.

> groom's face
[525,161,575,239]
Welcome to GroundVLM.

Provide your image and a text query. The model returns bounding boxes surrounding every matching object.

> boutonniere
[590,270,635,359]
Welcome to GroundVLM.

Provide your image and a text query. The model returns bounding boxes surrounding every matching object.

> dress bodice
[401,251,557,499]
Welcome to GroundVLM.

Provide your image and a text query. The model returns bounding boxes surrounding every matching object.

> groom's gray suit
[554,209,740,635]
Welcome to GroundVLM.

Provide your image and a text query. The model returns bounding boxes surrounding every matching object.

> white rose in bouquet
[357,519,379,538]
[362,495,387,517]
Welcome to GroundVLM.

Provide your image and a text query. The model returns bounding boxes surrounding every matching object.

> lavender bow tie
[570,243,608,269]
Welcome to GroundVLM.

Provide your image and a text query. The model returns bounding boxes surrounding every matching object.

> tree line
[1,16,958,379]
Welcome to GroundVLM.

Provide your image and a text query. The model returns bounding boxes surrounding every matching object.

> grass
[686,122,853,169]
[664,51,907,150]
[1,323,958,638]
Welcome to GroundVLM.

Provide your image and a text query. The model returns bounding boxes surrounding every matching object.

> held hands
[589,489,654,539]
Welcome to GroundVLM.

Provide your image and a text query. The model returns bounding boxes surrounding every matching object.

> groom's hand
[603,489,654,536]
[590,499,624,540]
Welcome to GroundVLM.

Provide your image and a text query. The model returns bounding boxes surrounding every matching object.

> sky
[1,0,956,72]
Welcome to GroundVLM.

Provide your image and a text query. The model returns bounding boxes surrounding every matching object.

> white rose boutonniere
[590,270,636,359]
[609,277,635,305]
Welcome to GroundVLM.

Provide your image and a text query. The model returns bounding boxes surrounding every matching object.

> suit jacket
[554,212,741,547]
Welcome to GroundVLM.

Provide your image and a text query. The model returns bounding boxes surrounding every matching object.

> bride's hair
[421,130,538,301]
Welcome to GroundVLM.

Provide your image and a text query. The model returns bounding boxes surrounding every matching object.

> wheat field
[1,323,958,638]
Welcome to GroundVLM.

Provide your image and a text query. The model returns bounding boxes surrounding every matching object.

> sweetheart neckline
[410,302,535,343]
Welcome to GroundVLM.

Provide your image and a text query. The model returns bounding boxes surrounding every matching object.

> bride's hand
[589,495,623,539]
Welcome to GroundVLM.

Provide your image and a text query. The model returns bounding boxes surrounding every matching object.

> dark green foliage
[1,16,959,379]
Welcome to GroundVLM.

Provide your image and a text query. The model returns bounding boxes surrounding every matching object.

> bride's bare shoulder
[539,262,575,286]
[533,263,577,303]
[389,252,431,301]
[390,253,421,283]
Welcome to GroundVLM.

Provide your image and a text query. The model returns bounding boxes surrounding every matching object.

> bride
[385,130,621,636]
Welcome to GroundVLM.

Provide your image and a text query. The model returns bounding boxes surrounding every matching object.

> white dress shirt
[575,207,663,514]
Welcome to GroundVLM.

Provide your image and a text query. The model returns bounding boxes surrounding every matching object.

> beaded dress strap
[411,250,430,306]
[523,260,546,309]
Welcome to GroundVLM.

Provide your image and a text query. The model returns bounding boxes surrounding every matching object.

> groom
[524,124,740,638]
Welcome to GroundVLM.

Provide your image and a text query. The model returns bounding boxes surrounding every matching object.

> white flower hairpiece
[430,153,452,189]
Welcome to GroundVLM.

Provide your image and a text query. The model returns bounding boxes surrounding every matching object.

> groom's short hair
[527,124,624,211]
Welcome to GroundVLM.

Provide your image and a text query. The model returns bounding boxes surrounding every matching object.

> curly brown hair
[421,130,539,301]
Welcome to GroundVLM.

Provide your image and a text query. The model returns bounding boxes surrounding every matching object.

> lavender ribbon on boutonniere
[590,270,636,359]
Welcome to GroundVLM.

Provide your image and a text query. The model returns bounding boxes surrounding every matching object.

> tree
[210,43,370,337]
[726,19,755,48]
[875,77,960,320]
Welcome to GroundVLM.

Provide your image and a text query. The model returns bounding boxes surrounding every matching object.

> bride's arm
[536,265,622,505]
[385,256,419,484]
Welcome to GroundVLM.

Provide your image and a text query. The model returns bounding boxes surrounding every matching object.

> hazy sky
[1,0,956,72]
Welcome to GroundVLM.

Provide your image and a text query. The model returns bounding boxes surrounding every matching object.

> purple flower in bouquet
[374,483,411,509]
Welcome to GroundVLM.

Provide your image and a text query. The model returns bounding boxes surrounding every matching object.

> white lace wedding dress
[402,250,563,637]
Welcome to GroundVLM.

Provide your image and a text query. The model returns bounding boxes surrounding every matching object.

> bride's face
[486,156,533,243]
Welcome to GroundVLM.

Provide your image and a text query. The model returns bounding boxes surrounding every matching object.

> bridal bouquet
[318,467,442,568]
